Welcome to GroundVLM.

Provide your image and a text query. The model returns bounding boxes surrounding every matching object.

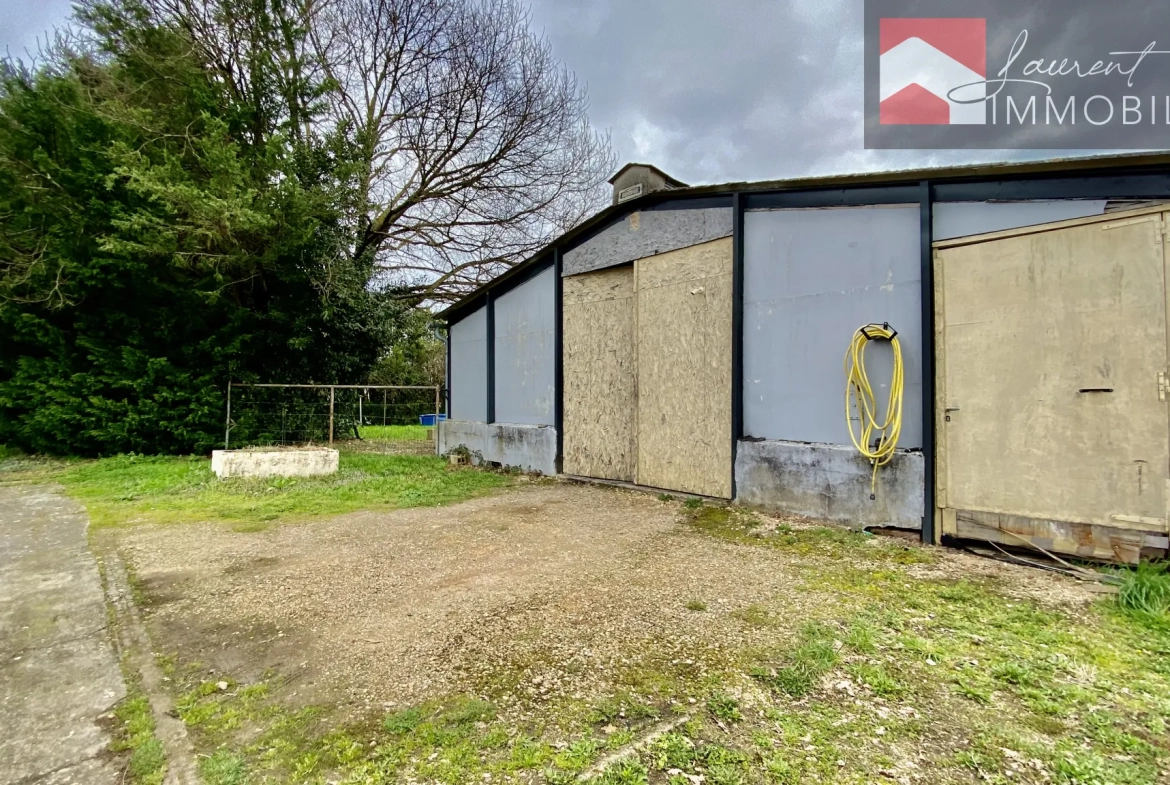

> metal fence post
[433,385,441,453]
[328,385,335,445]
[224,381,232,450]
[383,389,387,426]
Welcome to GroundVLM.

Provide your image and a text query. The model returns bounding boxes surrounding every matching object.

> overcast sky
[0,0,1113,186]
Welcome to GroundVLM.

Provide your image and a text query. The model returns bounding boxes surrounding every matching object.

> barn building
[437,154,1170,562]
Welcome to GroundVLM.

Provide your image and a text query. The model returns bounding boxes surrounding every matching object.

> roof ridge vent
[608,163,687,205]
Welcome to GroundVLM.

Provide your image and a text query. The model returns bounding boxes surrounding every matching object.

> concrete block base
[438,421,557,475]
[211,448,339,479]
[735,440,923,530]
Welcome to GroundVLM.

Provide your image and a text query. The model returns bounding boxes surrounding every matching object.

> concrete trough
[211,448,339,479]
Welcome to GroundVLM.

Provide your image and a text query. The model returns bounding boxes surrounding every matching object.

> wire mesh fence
[225,383,444,450]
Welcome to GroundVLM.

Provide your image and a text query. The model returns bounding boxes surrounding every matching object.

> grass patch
[730,603,775,628]
[705,691,742,723]
[358,424,430,441]
[175,675,554,785]
[591,757,648,785]
[847,662,904,697]
[200,749,247,785]
[751,621,842,698]
[1116,561,1170,620]
[56,451,509,527]
[111,693,167,784]
[685,599,707,612]
[587,693,658,726]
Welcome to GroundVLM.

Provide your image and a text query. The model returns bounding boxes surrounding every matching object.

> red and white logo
[879,18,987,124]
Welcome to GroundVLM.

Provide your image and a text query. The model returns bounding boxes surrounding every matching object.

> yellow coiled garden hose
[844,323,904,499]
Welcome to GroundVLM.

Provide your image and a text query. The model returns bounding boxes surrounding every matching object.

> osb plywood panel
[938,211,1170,528]
[636,237,733,498]
[562,267,637,481]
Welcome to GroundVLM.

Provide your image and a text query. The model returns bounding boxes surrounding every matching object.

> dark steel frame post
[919,180,936,545]
[445,327,452,419]
[730,193,745,498]
[485,291,496,424]
[554,248,564,473]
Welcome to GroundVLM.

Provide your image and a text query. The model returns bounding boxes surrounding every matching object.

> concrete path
[0,484,126,784]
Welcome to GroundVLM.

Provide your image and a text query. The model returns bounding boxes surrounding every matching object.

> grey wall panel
[450,305,487,422]
[743,206,922,448]
[933,200,1106,240]
[563,208,732,276]
[493,266,555,425]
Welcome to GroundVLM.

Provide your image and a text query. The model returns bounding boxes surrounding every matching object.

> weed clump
[751,622,841,698]
[1116,562,1170,620]
[706,691,742,723]
[593,756,648,785]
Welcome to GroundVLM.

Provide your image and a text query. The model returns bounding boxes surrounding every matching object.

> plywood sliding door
[937,209,1170,558]
[563,267,637,481]
[636,238,733,498]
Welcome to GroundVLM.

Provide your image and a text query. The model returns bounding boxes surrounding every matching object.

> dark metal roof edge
[683,150,1170,196]
[438,150,1170,321]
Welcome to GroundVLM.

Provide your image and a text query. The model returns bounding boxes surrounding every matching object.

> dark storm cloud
[1,0,1132,184]
[526,0,1110,184]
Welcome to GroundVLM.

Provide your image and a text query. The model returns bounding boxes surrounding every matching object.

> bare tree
[144,0,615,302]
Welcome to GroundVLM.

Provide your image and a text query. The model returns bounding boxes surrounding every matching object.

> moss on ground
[684,504,936,564]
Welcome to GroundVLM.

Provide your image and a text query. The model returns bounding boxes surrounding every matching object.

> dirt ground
[109,480,1096,724]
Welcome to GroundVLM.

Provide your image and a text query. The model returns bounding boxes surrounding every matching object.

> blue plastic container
[418,413,449,426]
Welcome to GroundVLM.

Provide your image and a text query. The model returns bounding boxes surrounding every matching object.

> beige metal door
[936,209,1170,553]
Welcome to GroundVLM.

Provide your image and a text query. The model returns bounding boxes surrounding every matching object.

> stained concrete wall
[438,419,557,475]
[933,200,1107,240]
[494,266,555,425]
[743,206,923,447]
[736,440,924,530]
[211,448,339,479]
[450,306,487,422]
[563,208,732,277]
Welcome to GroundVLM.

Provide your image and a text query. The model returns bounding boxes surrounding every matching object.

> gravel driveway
[110,480,1089,727]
